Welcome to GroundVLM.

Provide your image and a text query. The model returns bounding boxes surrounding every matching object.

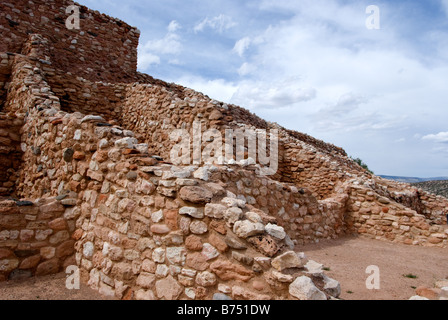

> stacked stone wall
[0,0,139,83]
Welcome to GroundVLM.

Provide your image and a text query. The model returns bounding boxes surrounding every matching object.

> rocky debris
[233,220,265,239]
[289,276,327,300]
[409,279,448,300]
[271,251,308,271]
[265,223,286,240]
[210,259,254,282]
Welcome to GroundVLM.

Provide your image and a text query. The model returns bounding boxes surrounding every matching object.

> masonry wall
[47,69,126,121]
[0,0,139,83]
[0,198,77,282]
[0,53,13,110]
[345,183,448,247]
[0,113,23,197]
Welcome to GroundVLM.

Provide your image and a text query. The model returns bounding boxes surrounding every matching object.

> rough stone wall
[0,113,23,196]
[0,0,139,83]
[0,52,13,110]
[1,0,448,301]
[0,198,77,282]
[47,69,126,121]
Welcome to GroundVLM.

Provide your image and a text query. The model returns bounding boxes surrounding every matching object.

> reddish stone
[51,118,63,125]
[48,218,67,231]
[382,207,389,213]
[19,255,41,269]
[73,151,86,160]
[122,149,140,155]
[416,286,441,300]
[0,249,13,259]
[72,229,83,241]
[35,258,60,276]
[208,232,228,253]
[247,235,280,257]
[185,252,209,271]
[210,259,254,282]
[68,181,81,192]
[96,150,109,162]
[164,210,179,230]
[185,235,203,251]
[209,220,227,235]
[56,240,75,258]
[98,194,108,204]
[122,289,134,301]
[62,256,76,269]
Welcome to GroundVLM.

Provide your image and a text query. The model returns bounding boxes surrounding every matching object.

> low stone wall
[345,182,448,247]
[0,198,77,281]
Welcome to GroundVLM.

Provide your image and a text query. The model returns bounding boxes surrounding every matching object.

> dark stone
[14,249,39,258]
[96,122,112,127]
[63,148,74,162]
[33,147,41,155]
[126,171,138,181]
[56,194,68,201]
[15,200,34,207]
[213,293,232,301]
[8,270,33,281]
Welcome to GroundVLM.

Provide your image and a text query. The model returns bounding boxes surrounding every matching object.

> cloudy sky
[78,0,448,178]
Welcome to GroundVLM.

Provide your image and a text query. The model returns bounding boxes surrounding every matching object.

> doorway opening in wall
[0,72,10,112]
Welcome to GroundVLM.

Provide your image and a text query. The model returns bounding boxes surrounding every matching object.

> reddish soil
[298,235,448,300]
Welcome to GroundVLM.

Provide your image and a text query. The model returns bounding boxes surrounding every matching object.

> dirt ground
[0,272,113,300]
[298,235,448,300]
[0,235,447,300]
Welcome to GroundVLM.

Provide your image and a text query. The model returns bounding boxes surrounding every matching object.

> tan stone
[35,258,60,276]
[19,255,41,269]
[155,275,183,300]
[232,286,271,300]
[208,232,228,253]
[210,259,254,282]
[185,252,209,271]
[185,235,203,251]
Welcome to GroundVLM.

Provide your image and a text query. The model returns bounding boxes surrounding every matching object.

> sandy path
[298,235,448,300]
[0,272,112,300]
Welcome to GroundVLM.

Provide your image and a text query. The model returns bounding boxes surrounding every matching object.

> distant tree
[351,157,374,174]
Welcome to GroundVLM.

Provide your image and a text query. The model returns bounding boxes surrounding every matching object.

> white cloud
[237,62,254,76]
[137,52,161,69]
[176,76,238,103]
[168,20,181,33]
[233,37,251,57]
[422,132,448,143]
[442,0,448,16]
[138,20,183,70]
[194,14,237,33]
[231,79,317,109]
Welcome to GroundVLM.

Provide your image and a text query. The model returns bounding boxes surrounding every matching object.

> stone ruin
[0,0,447,300]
